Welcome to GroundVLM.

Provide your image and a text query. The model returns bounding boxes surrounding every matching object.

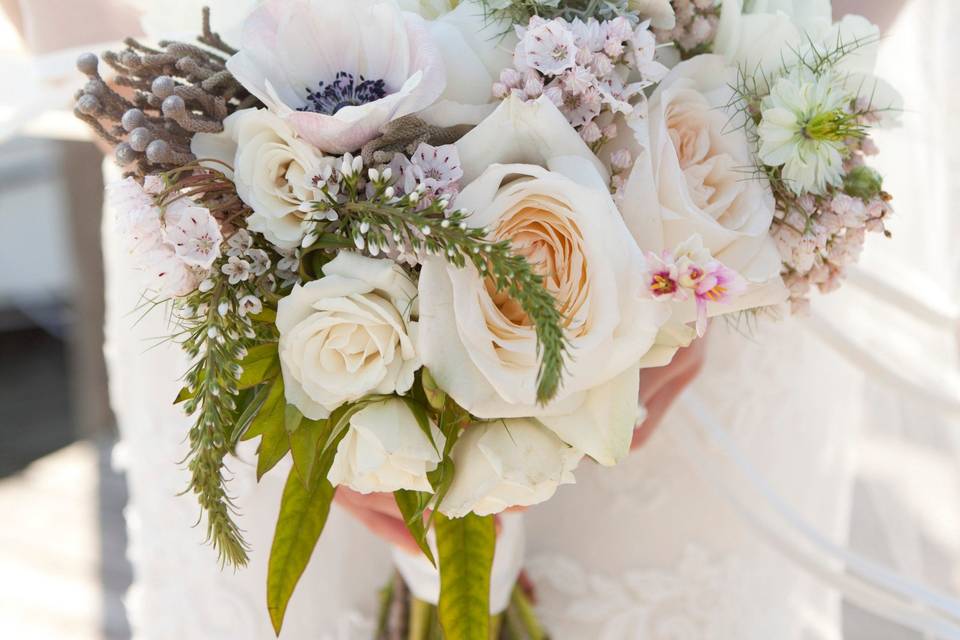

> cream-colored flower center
[484,197,590,338]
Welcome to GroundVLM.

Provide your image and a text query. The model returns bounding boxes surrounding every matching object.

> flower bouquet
[74,0,899,636]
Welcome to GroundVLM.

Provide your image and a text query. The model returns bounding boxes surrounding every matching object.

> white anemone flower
[227,0,447,154]
[757,70,853,195]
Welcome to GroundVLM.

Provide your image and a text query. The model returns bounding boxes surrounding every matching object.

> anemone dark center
[298,71,388,115]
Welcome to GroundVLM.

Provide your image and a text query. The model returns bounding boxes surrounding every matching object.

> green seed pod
[844,166,884,200]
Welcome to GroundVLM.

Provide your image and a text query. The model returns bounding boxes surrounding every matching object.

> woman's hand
[632,337,708,450]
[333,488,422,554]
[336,339,710,545]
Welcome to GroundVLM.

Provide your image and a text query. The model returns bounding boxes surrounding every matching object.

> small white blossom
[227,229,253,257]
[238,295,263,317]
[221,256,252,284]
[246,248,272,276]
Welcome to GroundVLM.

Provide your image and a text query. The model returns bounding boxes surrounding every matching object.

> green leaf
[284,404,303,434]
[289,419,330,488]
[248,378,290,480]
[435,512,495,640]
[237,343,280,390]
[249,308,277,324]
[174,385,194,405]
[394,490,435,566]
[426,399,470,524]
[257,421,291,481]
[266,466,336,636]
[230,384,271,448]
[242,376,284,442]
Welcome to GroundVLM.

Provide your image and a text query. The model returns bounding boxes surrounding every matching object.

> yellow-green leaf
[237,343,280,390]
[230,383,272,447]
[394,490,435,566]
[250,308,277,324]
[284,404,303,434]
[289,419,329,488]
[266,467,335,635]
[242,377,284,442]
[435,512,495,640]
[174,385,194,405]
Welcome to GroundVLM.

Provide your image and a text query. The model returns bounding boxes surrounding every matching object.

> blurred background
[0,1,957,639]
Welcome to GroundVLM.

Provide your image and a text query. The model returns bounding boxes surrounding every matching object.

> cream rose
[439,419,582,518]
[276,253,420,420]
[328,399,443,494]
[622,55,788,318]
[418,96,671,466]
[192,108,334,250]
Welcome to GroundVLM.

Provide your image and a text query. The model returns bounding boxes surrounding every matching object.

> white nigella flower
[757,70,854,195]
[227,0,447,154]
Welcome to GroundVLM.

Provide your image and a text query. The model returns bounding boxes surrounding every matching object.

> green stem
[409,598,433,640]
[510,587,546,640]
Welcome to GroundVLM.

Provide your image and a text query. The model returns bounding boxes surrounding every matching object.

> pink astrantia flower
[107,177,220,298]
[640,251,688,302]
[162,199,224,270]
[642,235,746,336]
[517,18,578,75]
[410,143,463,193]
[689,261,747,336]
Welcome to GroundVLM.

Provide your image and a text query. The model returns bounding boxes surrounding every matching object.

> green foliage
[176,274,264,568]
[394,489,436,566]
[266,467,336,636]
[288,418,330,488]
[265,400,362,635]
[236,342,279,390]
[435,512,497,640]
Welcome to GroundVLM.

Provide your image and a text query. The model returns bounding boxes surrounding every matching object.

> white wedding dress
[12,0,957,636]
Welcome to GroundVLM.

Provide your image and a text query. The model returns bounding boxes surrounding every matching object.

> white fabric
[88,0,958,638]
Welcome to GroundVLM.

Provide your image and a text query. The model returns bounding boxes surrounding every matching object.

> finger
[335,488,404,519]
[632,363,703,450]
[337,499,421,554]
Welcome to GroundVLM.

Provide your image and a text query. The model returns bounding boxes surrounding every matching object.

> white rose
[419,96,671,466]
[192,108,334,249]
[277,253,420,420]
[715,0,886,88]
[328,399,443,493]
[439,419,582,518]
[419,0,516,117]
[622,56,788,318]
